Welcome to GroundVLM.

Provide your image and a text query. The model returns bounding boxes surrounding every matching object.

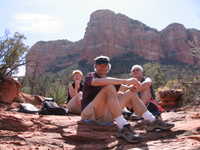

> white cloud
[13,13,64,33]
[5,0,199,46]
[14,65,25,77]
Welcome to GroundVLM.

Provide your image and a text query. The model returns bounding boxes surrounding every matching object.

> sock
[114,115,129,129]
[142,111,156,122]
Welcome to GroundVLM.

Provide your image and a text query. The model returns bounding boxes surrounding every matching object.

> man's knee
[81,104,96,120]
[92,85,118,106]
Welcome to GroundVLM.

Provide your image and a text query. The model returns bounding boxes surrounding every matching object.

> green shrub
[47,81,67,104]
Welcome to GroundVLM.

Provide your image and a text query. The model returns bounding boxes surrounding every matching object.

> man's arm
[119,84,139,93]
[91,77,126,86]
[118,84,130,92]
[91,77,141,89]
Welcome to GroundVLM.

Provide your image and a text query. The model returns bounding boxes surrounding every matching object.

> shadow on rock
[61,121,151,150]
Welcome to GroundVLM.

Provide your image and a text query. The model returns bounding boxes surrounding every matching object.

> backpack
[18,103,39,114]
[146,101,161,117]
[39,99,68,115]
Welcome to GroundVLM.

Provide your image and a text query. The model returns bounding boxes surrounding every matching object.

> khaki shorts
[81,100,113,122]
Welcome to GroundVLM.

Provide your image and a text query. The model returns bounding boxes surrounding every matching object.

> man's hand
[125,78,141,89]
[128,85,138,92]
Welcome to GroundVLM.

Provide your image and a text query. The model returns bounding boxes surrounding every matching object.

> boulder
[0,78,21,104]
[17,92,44,105]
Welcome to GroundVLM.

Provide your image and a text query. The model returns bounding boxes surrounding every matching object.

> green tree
[0,31,28,78]
[143,63,166,89]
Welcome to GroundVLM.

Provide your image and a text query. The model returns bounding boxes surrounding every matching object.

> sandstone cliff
[26,9,200,76]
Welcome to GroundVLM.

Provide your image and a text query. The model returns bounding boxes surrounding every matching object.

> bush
[143,63,166,89]
[47,80,67,104]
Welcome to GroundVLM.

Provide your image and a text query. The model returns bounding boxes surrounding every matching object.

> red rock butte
[26,9,200,76]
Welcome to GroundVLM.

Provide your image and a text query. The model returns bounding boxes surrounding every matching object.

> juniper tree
[0,31,28,79]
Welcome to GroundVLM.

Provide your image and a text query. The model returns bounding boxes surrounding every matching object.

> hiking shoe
[122,110,133,119]
[145,119,175,132]
[123,112,143,121]
[117,124,142,143]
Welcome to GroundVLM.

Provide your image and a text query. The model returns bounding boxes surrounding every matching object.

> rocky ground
[0,104,200,150]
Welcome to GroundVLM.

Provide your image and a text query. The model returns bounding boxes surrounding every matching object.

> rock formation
[26,9,200,76]
[0,77,44,105]
[0,78,21,104]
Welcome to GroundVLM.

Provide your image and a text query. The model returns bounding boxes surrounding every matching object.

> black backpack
[39,99,68,115]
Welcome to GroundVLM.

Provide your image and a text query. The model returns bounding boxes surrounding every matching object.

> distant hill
[26,9,200,76]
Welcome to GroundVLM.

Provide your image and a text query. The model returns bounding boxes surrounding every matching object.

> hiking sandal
[117,124,143,143]
[145,119,175,132]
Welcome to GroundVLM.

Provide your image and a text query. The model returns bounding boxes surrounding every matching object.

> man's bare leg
[83,85,122,120]
[118,90,156,122]
[118,90,174,131]
[81,85,131,129]
[140,89,152,105]
[118,90,147,116]
[81,85,144,143]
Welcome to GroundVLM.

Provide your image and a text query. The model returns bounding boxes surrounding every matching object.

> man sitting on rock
[120,65,164,118]
[81,55,174,143]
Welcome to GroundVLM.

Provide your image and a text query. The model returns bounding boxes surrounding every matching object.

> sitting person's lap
[81,86,114,122]
[81,88,135,122]
[81,100,113,122]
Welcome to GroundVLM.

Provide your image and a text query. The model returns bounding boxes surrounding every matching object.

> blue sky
[1,0,200,76]
[1,0,200,47]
